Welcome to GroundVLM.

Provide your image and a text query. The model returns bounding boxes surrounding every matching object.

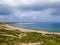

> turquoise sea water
[10,22,60,32]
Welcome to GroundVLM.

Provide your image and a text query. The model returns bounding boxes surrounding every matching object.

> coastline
[3,24,60,35]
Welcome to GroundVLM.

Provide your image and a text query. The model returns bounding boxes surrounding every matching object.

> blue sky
[0,0,60,22]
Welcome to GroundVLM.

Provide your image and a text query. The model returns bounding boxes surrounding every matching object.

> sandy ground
[21,43,41,45]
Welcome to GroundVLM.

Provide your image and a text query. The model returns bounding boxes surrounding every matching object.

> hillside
[0,24,60,45]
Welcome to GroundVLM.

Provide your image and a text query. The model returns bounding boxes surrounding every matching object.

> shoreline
[3,24,60,34]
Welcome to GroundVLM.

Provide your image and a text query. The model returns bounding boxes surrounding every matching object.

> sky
[0,0,60,22]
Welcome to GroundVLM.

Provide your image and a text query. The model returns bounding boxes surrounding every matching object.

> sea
[10,22,60,32]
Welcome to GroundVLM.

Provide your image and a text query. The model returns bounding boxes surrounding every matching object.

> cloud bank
[0,0,60,22]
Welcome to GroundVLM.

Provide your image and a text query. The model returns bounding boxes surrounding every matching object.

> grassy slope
[0,24,60,45]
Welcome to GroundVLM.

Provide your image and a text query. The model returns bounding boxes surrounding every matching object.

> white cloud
[0,0,18,6]
[0,16,5,18]
[0,15,7,18]
[0,0,60,6]
[14,10,40,18]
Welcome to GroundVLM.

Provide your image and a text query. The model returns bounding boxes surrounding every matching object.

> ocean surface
[10,22,60,32]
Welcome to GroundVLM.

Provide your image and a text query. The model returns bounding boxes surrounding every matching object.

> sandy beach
[3,24,60,35]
